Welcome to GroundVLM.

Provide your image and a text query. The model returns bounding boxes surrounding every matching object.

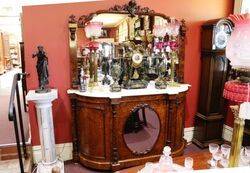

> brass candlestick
[88,50,94,87]
[168,51,180,87]
[87,38,99,87]
[228,105,245,167]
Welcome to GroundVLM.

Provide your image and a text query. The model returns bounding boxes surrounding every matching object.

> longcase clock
[192,18,234,148]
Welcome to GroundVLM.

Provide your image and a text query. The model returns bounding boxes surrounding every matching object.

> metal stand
[228,105,245,167]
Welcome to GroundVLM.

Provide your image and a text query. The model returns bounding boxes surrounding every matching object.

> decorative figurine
[121,43,148,89]
[79,67,87,92]
[155,57,167,89]
[101,56,111,85]
[110,62,122,92]
[32,45,50,93]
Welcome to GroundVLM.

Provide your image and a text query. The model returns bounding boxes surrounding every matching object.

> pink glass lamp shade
[85,41,99,51]
[84,22,103,38]
[223,80,250,103]
[166,20,180,37]
[226,15,250,69]
[153,25,167,38]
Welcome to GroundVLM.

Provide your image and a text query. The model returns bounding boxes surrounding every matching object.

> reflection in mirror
[75,10,182,90]
[123,105,160,155]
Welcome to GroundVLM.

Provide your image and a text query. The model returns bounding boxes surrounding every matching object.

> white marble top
[67,82,190,99]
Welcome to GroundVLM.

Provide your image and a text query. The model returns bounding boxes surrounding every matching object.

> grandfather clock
[192,19,234,148]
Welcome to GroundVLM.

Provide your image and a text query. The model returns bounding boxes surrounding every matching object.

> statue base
[102,75,111,85]
[123,79,148,89]
[110,81,121,92]
[35,88,51,93]
[155,77,167,89]
[37,158,64,173]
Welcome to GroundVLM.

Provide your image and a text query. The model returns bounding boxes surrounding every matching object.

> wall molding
[32,126,233,163]
[184,127,194,143]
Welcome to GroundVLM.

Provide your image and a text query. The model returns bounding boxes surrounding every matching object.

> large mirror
[69,0,186,90]
[123,105,160,155]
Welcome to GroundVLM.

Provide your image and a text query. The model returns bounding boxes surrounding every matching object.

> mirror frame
[68,0,186,88]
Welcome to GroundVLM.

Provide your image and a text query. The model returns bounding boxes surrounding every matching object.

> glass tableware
[245,146,250,156]
[184,157,193,170]
[208,143,219,164]
[159,146,173,172]
[240,146,250,166]
[143,162,154,173]
[241,153,250,166]
[240,146,245,158]
[212,150,222,168]
[219,144,231,167]
[221,144,231,159]
[220,159,229,168]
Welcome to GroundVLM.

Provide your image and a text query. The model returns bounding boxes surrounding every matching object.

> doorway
[0,1,30,147]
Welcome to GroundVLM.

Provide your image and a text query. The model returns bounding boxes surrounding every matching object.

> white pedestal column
[26,89,64,173]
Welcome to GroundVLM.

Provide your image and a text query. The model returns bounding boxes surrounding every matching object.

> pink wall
[22,0,233,145]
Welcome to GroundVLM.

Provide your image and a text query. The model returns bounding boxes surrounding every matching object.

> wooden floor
[119,151,212,173]
[0,156,32,173]
[64,143,206,173]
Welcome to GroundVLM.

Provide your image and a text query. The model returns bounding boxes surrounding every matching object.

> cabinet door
[175,94,185,149]
[168,93,186,156]
[77,104,108,160]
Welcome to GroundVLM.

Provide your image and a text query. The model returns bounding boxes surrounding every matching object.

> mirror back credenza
[67,0,189,171]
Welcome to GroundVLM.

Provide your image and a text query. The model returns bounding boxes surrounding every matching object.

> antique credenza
[67,85,189,171]
[67,0,189,170]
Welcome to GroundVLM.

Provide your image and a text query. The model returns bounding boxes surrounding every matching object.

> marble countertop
[67,82,190,99]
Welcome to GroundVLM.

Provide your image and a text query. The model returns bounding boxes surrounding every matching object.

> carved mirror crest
[68,0,186,88]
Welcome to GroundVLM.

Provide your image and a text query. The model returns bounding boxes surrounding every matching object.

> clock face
[214,20,233,50]
[215,29,228,49]
[132,53,143,64]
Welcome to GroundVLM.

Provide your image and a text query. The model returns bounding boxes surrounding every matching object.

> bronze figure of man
[32,46,50,93]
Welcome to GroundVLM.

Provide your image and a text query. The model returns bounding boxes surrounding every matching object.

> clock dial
[214,19,233,50]
[215,29,228,49]
[132,53,143,67]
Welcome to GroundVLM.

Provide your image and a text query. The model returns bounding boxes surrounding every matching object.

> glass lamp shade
[85,22,103,38]
[166,21,180,37]
[223,80,250,103]
[226,19,250,69]
[86,41,99,51]
[153,25,167,38]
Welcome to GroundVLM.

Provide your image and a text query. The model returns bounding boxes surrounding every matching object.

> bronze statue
[32,46,50,93]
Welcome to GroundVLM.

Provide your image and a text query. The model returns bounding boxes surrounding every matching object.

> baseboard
[32,142,72,164]
[31,126,233,163]
[183,125,233,144]
[222,124,233,142]
[184,127,194,143]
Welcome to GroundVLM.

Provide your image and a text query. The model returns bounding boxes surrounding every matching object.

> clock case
[193,18,234,148]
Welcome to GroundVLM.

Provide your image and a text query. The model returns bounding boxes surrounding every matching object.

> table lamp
[84,22,103,87]
[223,13,250,167]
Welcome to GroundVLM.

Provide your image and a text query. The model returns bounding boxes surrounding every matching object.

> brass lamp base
[228,105,245,167]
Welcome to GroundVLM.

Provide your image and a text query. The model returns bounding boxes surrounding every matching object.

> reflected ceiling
[90,13,128,28]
